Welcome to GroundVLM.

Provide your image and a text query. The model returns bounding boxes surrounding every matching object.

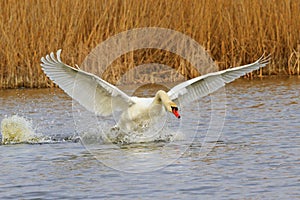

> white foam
[80,124,185,145]
[1,115,38,144]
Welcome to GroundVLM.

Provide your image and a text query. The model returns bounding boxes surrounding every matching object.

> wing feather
[168,54,271,104]
[40,49,134,116]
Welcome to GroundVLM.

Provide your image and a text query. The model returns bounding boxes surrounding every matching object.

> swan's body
[41,50,270,133]
[115,90,179,132]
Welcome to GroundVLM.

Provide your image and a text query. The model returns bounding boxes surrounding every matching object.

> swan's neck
[150,90,181,119]
[152,90,172,110]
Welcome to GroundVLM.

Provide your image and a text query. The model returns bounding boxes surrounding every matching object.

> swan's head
[168,102,181,119]
[155,90,181,119]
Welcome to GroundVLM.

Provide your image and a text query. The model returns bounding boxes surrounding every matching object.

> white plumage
[41,50,270,132]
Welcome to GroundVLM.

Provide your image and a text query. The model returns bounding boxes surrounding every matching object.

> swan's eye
[171,106,178,111]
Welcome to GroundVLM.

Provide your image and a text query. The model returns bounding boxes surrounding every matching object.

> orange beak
[172,107,181,119]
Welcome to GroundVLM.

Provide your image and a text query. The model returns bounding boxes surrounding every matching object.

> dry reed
[0,0,299,88]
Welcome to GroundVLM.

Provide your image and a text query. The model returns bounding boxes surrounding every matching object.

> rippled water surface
[0,77,299,199]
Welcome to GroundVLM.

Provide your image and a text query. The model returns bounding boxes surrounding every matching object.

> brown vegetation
[0,0,299,89]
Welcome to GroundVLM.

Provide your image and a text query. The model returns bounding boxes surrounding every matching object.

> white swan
[40,50,270,132]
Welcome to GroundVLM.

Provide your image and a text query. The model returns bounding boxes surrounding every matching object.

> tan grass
[0,0,299,88]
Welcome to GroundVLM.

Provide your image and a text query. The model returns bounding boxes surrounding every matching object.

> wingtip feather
[50,52,58,63]
[57,49,62,62]
[257,53,271,66]
[40,49,64,67]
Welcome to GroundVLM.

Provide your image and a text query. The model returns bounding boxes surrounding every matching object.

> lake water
[0,77,299,199]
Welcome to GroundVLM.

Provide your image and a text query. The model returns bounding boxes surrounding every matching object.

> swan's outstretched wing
[40,49,135,116]
[167,54,271,104]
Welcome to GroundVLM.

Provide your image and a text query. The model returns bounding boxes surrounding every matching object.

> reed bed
[0,0,299,88]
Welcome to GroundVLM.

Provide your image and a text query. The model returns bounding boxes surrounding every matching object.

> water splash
[0,114,182,145]
[0,115,39,144]
[80,123,185,145]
